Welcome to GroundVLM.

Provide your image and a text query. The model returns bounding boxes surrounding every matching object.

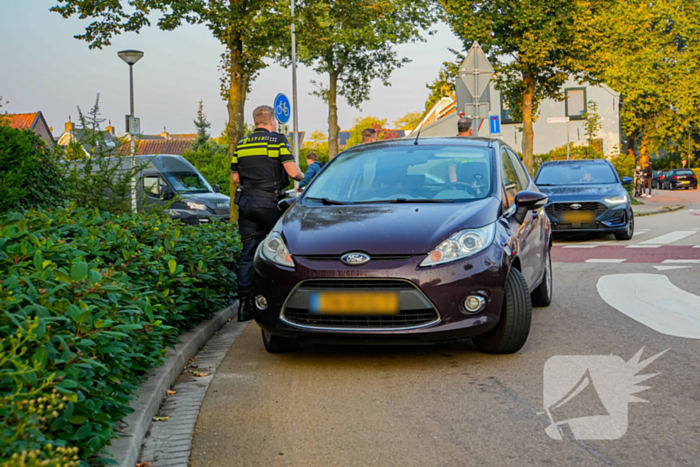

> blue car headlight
[420,223,496,267]
[604,194,628,205]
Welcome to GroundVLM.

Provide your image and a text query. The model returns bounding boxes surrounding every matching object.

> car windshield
[165,171,213,193]
[536,163,618,185]
[303,145,493,203]
[676,170,694,175]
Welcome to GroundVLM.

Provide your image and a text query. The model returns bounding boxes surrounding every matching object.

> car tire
[614,211,634,241]
[261,329,299,353]
[474,268,532,354]
[531,247,553,307]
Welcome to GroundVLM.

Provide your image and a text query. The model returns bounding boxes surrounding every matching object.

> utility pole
[291,0,300,189]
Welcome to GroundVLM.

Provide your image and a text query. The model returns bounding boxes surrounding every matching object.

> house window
[500,94,521,124]
[565,88,587,120]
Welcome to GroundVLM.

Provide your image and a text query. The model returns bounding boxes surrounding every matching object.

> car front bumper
[546,201,631,234]
[251,244,509,343]
[167,209,230,225]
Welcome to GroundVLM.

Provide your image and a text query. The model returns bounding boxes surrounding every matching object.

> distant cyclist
[633,166,643,197]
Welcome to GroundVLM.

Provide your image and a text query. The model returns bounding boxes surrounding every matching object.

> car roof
[350,136,501,150]
[541,159,610,166]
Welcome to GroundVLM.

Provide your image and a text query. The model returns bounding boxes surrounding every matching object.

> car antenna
[413,116,428,145]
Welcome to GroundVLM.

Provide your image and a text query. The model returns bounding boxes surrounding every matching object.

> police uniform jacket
[231,128,294,197]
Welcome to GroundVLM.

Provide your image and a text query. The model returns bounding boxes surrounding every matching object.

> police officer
[231,105,303,321]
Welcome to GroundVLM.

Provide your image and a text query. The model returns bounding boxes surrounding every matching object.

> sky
[0,1,465,139]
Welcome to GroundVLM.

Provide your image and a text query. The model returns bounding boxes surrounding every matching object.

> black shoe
[238,296,255,322]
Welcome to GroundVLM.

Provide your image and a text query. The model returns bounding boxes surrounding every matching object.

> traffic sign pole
[459,42,494,136]
[291,0,300,189]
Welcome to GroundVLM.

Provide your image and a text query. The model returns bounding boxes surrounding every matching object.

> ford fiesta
[251,138,552,354]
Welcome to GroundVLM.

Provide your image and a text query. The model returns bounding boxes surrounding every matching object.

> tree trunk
[227,56,249,222]
[327,72,340,159]
[626,129,640,163]
[521,72,536,174]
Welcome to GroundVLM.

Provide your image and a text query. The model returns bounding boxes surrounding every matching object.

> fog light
[255,295,268,310]
[463,295,485,313]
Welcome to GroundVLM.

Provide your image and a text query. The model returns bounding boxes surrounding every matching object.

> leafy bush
[181,146,230,191]
[0,126,65,213]
[0,205,240,465]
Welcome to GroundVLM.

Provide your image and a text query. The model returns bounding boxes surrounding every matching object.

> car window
[506,148,530,189]
[676,169,694,175]
[500,148,522,206]
[165,171,213,193]
[536,163,617,185]
[304,146,493,203]
[143,175,161,198]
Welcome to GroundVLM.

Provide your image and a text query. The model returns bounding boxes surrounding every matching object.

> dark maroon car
[251,137,552,354]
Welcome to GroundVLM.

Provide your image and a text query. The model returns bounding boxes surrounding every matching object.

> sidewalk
[632,187,700,216]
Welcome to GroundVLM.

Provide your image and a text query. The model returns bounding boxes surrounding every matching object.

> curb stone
[634,204,685,217]
[105,303,237,467]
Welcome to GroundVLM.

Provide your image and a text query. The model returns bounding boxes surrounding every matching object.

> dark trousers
[237,195,281,297]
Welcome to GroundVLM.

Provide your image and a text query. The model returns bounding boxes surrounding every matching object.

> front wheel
[261,329,299,353]
[531,247,553,307]
[614,211,635,241]
[474,268,532,354]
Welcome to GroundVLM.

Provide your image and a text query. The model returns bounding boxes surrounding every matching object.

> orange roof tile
[6,112,39,130]
[118,139,195,157]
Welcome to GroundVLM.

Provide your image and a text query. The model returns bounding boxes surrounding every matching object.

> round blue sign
[274,93,291,124]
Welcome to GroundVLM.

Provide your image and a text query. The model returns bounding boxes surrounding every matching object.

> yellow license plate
[562,211,595,223]
[310,292,400,315]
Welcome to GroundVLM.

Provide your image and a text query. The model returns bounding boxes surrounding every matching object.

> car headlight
[186,202,207,211]
[420,223,496,267]
[604,194,628,205]
[261,232,294,268]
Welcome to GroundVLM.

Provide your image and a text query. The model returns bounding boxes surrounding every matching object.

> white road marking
[641,230,697,245]
[563,245,599,249]
[625,245,661,248]
[633,229,650,237]
[654,265,692,271]
[597,274,700,339]
[585,259,626,263]
[661,259,700,264]
[694,245,700,248]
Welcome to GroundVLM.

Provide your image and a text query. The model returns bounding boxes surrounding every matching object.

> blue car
[534,159,634,240]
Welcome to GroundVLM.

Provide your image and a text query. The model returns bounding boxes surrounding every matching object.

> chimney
[106,120,115,136]
[161,126,170,140]
[65,116,75,133]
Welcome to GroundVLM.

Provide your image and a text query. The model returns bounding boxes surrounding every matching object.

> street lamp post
[291,0,300,188]
[118,49,144,214]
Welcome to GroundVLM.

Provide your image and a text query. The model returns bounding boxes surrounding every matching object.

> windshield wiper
[535,184,557,186]
[306,197,350,205]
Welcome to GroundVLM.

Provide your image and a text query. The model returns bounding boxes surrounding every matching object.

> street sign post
[490,115,501,135]
[547,116,571,160]
[459,42,494,135]
[274,93,291,124]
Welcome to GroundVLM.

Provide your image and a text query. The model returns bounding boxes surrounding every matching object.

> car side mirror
[514,191,548,223]
[278,196,298,213]
[622,177,634,186]
[214,184,221,193]
[162,187,175,200]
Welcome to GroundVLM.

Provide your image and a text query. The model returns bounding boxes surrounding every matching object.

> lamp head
[118,50,144,65]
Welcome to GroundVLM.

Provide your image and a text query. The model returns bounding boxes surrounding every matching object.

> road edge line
[104,302,237,467]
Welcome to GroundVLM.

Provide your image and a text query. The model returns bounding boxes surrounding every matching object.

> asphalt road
[191,189,700,467]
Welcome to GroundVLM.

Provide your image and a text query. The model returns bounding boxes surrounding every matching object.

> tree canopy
[439,0,592,173]
[282,0,436,158]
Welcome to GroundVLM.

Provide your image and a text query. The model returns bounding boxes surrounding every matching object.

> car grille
[283,309,438,329]
[281,279,439,330]
[212,209,230,215]
[546,202,607,218]
[552,223,598,231]
[299,255,414,262]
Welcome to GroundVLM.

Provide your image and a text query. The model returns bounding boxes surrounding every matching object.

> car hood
[537,184,626,202]
[279,197,500,255]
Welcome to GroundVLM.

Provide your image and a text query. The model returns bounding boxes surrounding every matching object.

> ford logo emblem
[570,203,582,210]
[341,252,370,266]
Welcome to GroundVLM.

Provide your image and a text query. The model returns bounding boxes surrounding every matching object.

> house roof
[118,139,195,157]
[6,112,41,131]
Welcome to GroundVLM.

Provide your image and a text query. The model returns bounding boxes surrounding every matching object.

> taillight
[673,176,678,180]
[660,176,664,179]
[693,175,697,179]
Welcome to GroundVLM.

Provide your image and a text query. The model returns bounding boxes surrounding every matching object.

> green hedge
[0,205,240,465]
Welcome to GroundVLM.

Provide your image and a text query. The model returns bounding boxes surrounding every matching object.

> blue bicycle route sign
[274,93,291,124]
